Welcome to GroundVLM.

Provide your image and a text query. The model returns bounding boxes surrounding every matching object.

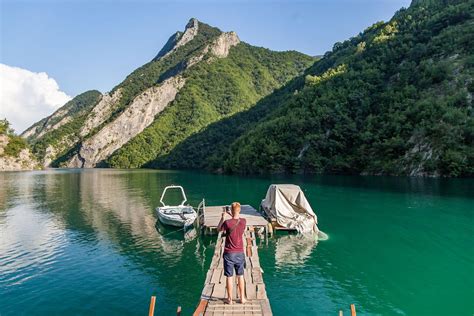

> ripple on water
[0,205,67,288]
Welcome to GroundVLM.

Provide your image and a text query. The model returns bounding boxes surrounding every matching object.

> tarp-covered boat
[156,185,197,228]
[261,184,319,234]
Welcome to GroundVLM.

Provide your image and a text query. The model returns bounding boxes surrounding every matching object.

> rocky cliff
[67,76,186,167]
[0,134,38,171]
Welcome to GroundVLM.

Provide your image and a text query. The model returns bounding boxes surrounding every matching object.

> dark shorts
[223,252,245,277]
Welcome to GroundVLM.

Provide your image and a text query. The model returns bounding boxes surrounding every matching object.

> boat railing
[159,185,188,207]
[195,198,205,228]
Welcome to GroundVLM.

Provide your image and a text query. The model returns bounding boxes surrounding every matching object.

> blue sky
[0,0,410,132]
[1,0,410,95]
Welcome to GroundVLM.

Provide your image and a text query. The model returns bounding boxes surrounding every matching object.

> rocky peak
[185,17,199,31]
[153,18,231,61]
[154,18,201,60]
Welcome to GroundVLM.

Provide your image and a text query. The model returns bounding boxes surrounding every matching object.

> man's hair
[231,202,241,215]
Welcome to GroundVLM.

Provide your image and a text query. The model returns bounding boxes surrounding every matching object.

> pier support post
[148,296,156,316]
[350,304,356,316]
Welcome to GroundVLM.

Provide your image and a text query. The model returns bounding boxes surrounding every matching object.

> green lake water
[0,169,473,315]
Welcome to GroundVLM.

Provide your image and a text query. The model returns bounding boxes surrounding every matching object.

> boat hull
[156,206,197,228]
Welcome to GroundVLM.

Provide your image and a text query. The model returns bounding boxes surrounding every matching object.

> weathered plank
[260,300,272,316]
[245,282,257,300]
[193,300,208,316]
[250,247,261,268]
[210,268,221,284]
[202,284,214,299]
[252,268,263,284]
[212,281,226,299]
[256,284,267,300]
[204,268,214,284]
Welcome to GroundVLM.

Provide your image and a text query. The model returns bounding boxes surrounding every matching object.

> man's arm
[217,208,227,232]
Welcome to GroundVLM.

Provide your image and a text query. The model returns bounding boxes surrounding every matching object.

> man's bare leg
[238,275,246,304]
[225,276,233,304]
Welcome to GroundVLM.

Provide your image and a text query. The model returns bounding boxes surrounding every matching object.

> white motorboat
[156,185,197,228]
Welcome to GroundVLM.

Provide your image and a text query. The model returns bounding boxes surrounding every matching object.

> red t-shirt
[221,218,247,253]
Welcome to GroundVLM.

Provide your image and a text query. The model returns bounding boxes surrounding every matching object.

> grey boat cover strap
[261,184,319,234]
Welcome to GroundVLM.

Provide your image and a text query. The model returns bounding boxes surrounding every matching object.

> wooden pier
[194,226,272,315]
[200,205,270,235]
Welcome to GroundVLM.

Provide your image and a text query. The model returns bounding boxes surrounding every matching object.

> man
[217,202,247,305]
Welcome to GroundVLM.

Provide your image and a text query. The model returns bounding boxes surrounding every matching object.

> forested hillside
[23,19,314,168]
[161,0,473,177]
[107,44,313,168]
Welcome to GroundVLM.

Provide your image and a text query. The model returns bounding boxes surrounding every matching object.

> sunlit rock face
[66,76,186,168]
[0,135,38,171]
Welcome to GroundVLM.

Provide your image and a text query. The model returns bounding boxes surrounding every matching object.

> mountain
[160,0,474,177]
[1,119,38,171]
[23,19,314,168]
[22,90,102,166]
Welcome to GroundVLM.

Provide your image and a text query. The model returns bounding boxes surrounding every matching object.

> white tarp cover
[261,184,319,234]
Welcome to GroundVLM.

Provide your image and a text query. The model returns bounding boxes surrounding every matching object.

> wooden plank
[244,260,252,281]
[351,304,356,316]
[252,268,263,284]
[204,268,214,284]
[244,305,253,316]
[201,283,214,299]
[224,303,231,314]
[260,300,273,315]
[245,255,252,270]
[193,300,208,316]
[256,283,267,300]
[250,247,261,268]
[148,296,156,316]
[214,235,223,252]
[210,268,221,284]
[212,281,226,299]
[218,267,225,284]
[245,282,257,300]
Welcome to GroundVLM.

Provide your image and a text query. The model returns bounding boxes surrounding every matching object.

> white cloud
[0,64,72,134]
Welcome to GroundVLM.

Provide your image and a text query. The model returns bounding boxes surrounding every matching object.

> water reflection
[0,205,66,287]
[153,219,199,258]
[1,170,210,315]
[274,234,318,268]
[78,171,159,241]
